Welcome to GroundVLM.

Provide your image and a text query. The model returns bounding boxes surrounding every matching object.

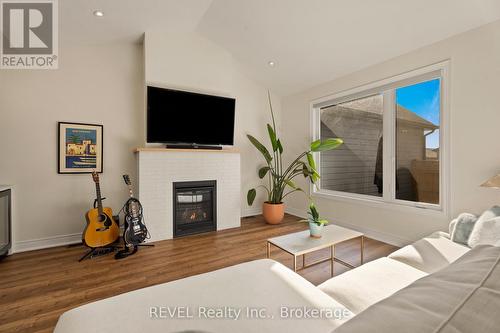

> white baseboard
[10,207,410,253]
[285,206,411,247]
[241,207,262,217]
[12,233,82,254]
[285,206,308,219]
[12,211,261,254]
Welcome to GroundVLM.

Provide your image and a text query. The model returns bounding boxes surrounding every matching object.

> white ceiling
[60,0,213,44]
[61,0,500,96]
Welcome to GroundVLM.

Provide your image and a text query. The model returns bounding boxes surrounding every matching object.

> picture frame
[58,122,103,174]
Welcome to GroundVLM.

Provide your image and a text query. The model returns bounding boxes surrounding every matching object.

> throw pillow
[450,213,477,246]
[468,206,500,248]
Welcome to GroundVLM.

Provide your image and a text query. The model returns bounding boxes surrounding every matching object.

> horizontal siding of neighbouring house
[396,121,426,170]
[320,120,381,197]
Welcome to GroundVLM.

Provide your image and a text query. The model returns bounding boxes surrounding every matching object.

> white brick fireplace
[136,148,241,242]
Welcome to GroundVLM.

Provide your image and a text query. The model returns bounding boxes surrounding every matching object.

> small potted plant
[301,202,329,238]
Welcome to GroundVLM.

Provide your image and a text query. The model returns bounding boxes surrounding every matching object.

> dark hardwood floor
[0,214,397,333]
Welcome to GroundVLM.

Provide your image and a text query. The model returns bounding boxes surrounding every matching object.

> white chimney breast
[136,148,241,242]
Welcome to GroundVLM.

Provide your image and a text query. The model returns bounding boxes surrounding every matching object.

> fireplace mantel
[136,148,241,242]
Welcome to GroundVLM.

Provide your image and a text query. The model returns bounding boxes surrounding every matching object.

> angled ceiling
[198,0,500,95]
[60,0,500,95]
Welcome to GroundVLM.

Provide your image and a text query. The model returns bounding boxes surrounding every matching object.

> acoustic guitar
[83,172,120,248]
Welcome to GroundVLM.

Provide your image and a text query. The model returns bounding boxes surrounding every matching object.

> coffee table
[266,224,364,276]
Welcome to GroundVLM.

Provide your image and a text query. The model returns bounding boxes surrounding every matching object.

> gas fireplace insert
[173,180,216,237]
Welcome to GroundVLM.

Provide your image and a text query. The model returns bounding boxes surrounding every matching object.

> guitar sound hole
[99,214,112,227]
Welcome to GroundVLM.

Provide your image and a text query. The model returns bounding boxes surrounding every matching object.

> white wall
[282,20,500,245]
[0,32,280,251]
[144,32,281,217]
[0,43,144,251]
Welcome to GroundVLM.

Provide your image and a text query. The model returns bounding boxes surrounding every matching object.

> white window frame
[310,61,450,216]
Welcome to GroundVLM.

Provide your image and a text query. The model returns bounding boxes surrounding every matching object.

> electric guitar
[122,175,148,245]
[83,172,120,248]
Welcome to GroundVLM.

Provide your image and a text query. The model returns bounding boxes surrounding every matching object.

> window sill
[311,189,447,218]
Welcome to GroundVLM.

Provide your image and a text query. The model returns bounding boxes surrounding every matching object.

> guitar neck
[127,185,140,219]
[95,182,104,215]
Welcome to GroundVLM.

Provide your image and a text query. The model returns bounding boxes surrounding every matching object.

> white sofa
[54,231,475,333]
[334,243,500,333]
[318,231,470,314]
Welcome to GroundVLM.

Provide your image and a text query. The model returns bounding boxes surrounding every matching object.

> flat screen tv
[147,86,236,147]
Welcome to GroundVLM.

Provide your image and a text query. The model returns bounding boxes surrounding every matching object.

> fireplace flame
[182,209,209,222]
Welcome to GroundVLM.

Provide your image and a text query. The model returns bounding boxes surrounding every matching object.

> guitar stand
[79,245,120,262]
[114,243,154,260]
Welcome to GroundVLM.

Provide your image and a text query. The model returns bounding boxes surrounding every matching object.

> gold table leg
[360,236,364,265]
[293,255,297,272]
[302,253,306,268]
[331,245,335,277]
[266,242,271,258]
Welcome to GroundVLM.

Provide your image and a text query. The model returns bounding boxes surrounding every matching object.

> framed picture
[58,122,103,174]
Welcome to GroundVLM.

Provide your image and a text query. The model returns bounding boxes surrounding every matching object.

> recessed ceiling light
[268,61,276,67]
[93,10,104,17]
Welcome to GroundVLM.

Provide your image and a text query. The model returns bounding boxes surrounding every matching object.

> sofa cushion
[388,232,469,273]
[333,245,500,333]
[55,259,352,333]
[318,257,427,314]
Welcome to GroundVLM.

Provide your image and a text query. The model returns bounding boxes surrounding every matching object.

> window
[395,79,440,204]
[319,94,384,197]
[312,63,448,211]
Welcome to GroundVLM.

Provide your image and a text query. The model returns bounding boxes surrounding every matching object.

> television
[147,86,236,148]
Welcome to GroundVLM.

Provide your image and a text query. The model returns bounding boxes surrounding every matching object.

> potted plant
[300,202,329,238]
[246,93,343,224]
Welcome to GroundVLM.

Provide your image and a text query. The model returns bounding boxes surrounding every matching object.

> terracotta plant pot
[262,202,285,225]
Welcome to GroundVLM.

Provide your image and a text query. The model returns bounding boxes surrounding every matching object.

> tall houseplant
[247,93,343,224]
